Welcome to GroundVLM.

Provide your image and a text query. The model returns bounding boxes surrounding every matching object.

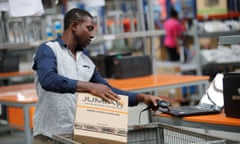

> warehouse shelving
[218,35,240,45]
[94,30,165,42]
[197,12,240,21]
[1,0,239,91]
[0,30,165,49]
[0,41,44,50]
[1,1,239,80]
[186,19,240,75]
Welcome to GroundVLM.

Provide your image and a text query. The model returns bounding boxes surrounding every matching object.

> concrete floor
[0,129,25,144]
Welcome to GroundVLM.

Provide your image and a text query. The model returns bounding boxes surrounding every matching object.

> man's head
[64,8,95,50]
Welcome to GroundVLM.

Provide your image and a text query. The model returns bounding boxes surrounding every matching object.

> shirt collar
[55,36,89,55]
[56,36,67,48]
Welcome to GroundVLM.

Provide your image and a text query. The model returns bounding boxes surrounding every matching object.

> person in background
[32,8,163,144]
[163,7,185,61]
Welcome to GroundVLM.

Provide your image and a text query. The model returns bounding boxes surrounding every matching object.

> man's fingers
[101,95,111,103]
[107,91,120,100]
[100,91,120,103]
[107,95,120,102]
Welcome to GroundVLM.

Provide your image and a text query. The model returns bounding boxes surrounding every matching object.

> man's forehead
[82,16,95,25]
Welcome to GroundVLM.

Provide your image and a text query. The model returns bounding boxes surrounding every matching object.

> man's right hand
[76,81,120,103]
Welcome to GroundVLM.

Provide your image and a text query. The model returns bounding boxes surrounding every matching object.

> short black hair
[63,8,93,30]
[170,7,178,18]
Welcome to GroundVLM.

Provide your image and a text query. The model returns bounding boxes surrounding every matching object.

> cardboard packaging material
[197,0,227,15]
[74,93,128,144]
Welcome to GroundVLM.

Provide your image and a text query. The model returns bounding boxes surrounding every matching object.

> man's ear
[71,21,79,32]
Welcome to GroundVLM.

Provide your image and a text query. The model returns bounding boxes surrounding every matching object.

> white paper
[9,0,44,17]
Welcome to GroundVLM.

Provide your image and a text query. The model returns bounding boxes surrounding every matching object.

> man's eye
[87,26,94,31]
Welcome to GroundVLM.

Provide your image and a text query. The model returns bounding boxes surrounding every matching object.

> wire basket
[52,123,238,144]
[128,123,229,144]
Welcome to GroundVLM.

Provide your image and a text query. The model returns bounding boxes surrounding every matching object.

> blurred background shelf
[219,35,240,45]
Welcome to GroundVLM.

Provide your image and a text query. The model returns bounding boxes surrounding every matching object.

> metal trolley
[53,123,238,144]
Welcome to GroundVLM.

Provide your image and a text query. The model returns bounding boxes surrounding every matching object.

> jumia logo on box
[82,96,125,109]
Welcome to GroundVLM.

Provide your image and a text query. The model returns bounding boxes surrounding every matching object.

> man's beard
[72,41,84,52]
[72,30,85,51]
[75,45,84,51]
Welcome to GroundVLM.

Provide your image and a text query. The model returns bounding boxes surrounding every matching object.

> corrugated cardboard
[74,93,128,144]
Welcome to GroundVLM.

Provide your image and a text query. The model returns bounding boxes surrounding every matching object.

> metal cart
[52,123,238,144]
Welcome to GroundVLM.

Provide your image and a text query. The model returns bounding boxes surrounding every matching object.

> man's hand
[76,81,120,103]
[89,83,121,103]
[137,93,163,111]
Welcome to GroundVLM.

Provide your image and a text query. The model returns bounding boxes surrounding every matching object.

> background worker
[163,7,185,61]
[32,8,163,144]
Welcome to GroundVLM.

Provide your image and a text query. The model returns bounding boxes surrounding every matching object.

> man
[32,8,162,144]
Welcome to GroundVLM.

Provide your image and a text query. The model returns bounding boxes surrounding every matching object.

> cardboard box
[74,93,128,144]
[197,0,227,16]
